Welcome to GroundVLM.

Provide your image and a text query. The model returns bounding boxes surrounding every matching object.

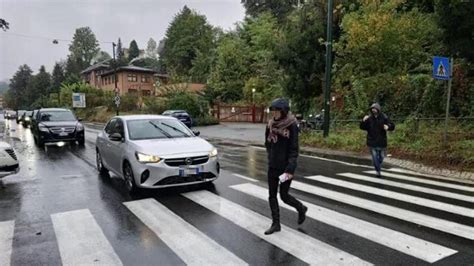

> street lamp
[323,0,334,138]
[252,88,256,104]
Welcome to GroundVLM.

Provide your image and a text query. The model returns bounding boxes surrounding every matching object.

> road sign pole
[443,57,453,149]
[323,0,334,138]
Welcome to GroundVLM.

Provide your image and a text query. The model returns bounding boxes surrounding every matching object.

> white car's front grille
[164,156,209,167]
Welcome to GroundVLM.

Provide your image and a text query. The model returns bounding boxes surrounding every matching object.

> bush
[194,115,219,126]
[144,97,168,114]
[166,91,209,118]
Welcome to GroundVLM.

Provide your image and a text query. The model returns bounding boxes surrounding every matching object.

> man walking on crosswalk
[264,98,308,235]
[360,103,395,177]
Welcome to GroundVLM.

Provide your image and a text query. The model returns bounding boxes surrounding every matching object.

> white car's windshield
[127,119,193,140]
[40,111,76,122]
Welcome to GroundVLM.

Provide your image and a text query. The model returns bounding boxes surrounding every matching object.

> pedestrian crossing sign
[433,56,450,80]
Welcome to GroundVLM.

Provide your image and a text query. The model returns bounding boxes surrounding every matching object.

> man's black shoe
[264,223,281,235]
[298,205,308,225]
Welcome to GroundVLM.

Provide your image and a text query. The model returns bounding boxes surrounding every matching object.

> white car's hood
[133,137,214,157]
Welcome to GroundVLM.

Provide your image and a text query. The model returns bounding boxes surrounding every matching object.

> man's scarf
[267,114,297,143]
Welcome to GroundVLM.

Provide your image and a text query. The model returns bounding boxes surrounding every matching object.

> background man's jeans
[370,147,386,174]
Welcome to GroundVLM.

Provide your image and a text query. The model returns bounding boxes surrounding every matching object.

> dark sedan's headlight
[76,123,84,131]
[38,125,49,132]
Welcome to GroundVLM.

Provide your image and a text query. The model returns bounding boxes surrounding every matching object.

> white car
[95,115,219,194]
[0,141,19,178]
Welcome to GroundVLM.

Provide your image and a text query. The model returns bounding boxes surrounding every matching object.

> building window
[142,90,151,96]
[128,74,137,82]
[141,75,149,83]
[128,89,138,95]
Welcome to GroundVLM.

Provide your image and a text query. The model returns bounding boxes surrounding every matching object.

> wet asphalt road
[0,119,473,266]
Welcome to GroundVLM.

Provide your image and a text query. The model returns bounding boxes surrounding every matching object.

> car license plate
[179,167,199,177]
[59,132,68,136]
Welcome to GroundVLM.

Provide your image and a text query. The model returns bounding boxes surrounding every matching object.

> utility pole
[323,0,334,138]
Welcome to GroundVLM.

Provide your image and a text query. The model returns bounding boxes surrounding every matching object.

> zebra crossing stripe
[182,190,372,265]
[305,175,474,218]
[230,183,457,263]
[388,168,474,185]
[365,170,474,193]
[0,220,15,266]
[338,173,474,203]
[233,173,258,182]
[124,198,247,266]
[51,209,123,265]
[290,180,474,240]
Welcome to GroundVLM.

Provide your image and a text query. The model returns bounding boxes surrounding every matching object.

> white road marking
[305,175,474,218]
[233,174,258,182]
[124,198,247,266]
[366,170,474,193]
[230,183,458,263]
[290,180,474,240]
[51,209,123,265]
[183,190,372,266]
[338,173,474,203]
[0,220,15,266]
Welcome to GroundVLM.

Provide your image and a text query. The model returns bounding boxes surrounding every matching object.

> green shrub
[166,91,209,118]
[195,115,219,126]
[144,97,168,114]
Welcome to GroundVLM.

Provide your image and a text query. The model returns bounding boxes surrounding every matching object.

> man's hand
[384,124,389,131]
[285,173,294,180]
[363,115,370,122]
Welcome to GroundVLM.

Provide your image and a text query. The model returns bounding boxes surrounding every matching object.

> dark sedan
[162,110,193,128]
[32,108,85,147]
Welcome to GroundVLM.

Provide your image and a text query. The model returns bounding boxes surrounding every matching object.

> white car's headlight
[25,117,31,121]
[209,148,218,158]
[135,152,161,163]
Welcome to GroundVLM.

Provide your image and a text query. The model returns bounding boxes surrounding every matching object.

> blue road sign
[433,56,450,80]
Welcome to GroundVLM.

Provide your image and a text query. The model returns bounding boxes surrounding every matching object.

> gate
[213,103,269,123]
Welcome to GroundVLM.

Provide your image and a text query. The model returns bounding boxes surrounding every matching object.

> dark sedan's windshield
[127,119,193,140]
[40,111,76,122]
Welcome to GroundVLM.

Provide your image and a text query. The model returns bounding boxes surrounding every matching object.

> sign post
[114,88,120,116]
[72,93,86,108]
[433,56,453,149]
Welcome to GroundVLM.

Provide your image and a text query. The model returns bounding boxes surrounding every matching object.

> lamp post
[252,88,256,104]
[112,42,119,115]
[323,0,334,138]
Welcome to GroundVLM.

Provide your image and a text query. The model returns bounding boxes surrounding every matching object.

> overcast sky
[0,0,246,82]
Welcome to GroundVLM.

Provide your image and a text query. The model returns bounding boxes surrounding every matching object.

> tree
[241,0,300,21]
[334,0,441,117]
[114,38,127,67]
[208,35,250,102]
[51,62,65,93]
[27,66,51,108]
[277,4,326,113]
[146,38,158,59]
[68,27,100,72]
[93,51,112,64]
[128,40,140,62]
[0,18,9,31]
[161,6,215,79]
[8,65,33,109]
[435,1,474,64]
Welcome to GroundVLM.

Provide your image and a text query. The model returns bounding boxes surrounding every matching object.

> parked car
[31,108,85,147]
[16,110,27,123]
[4,110,16,120]
[162,110,193,128]
[95,115,219,194]
[19,111,33,127]
[0,141,20,179]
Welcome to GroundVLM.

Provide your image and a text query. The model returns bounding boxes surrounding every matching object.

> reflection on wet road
[1,120,473,265]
